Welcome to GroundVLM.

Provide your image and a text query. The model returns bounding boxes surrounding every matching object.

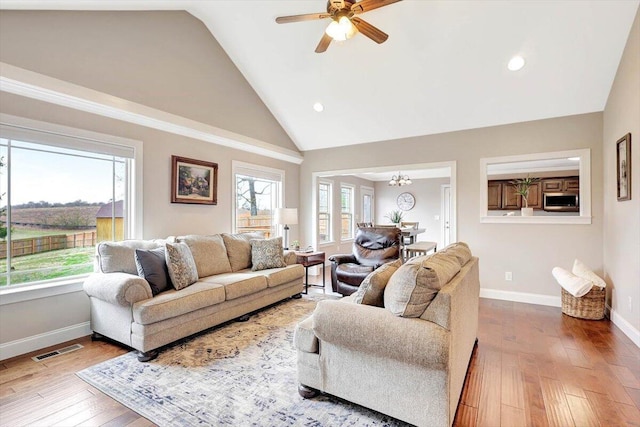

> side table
[296,251,325,294]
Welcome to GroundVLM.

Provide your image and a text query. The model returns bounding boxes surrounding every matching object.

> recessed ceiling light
[313,102,324,112]
[507,55,525,71]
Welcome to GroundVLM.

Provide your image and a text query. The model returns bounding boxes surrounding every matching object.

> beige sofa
[294,243,479,427]
[84,233,304,361]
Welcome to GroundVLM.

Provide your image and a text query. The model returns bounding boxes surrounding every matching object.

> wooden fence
[236,214,273,237]
[0,231,96,259]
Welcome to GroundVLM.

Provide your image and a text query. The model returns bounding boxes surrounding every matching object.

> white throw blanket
[552,267,593,297]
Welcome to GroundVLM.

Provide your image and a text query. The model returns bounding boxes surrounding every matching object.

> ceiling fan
[275,0,401,53]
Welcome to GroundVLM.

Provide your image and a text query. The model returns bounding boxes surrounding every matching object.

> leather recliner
[329,226,401,296]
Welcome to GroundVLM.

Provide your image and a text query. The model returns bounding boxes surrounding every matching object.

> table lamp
[274,208,298,250]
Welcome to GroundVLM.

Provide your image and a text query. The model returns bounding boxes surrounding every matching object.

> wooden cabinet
[564,178,579,192]
[488,182,503,210]
[525,182,542,209]
[542,179,563,192]
[502,184,521,209]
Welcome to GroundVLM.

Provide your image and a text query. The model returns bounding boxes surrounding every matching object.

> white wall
[603,8,640,344]
[374,178,450,248]
[301,112,604,307]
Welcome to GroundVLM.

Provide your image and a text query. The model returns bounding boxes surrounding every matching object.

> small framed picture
[616,133,632,201]
[171,155,218,205]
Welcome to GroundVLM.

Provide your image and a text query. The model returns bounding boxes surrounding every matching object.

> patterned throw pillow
[250,237,287,271]
[135,247,171,296]
[164,242,199,290]
[353,259,402,307]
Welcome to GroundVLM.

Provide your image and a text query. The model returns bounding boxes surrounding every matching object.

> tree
[236,177,271,216]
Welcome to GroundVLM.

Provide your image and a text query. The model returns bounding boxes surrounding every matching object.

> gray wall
[0,11,301,349]
[301,112,604,300]
[603,8,640,334]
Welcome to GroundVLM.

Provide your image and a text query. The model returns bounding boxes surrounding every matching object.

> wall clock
[397,192,415,211]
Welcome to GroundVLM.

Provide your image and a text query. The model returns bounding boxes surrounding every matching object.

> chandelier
[388,172,412,186]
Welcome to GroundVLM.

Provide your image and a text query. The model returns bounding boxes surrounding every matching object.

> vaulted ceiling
[2,1,639,152]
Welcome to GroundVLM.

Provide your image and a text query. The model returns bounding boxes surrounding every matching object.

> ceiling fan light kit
[276,0,401,53]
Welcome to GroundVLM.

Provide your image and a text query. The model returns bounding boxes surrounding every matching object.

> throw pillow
[353,259,402,307]
[135,247,171,296]
[384,253,461,317]
[572,259,606,288]
[250,237,287,271]
[164,242,199,290]
[222,232,265,271]
[177,235,232,277]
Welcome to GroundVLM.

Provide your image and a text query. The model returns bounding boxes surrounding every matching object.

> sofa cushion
[203,272,268,300]
[263,264,304,287]
[441,242,472,266]
[222,232,265,272]
[132,281,225,325]
[251,237,287,271]
[384,252,461,317]
[336,263,375,287]
[135,247,171,296]
[97,239,164,275]
[353,259,402,307]
[165,242,199,290]
[177,235,232,277]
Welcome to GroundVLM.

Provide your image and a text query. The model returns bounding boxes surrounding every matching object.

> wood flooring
[1,274,638,427]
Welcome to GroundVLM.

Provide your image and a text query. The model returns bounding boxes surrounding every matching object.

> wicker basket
[561,287,605,320]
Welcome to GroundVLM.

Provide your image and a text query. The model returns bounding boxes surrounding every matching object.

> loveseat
[294,242,479,427]
[84,233,304,361]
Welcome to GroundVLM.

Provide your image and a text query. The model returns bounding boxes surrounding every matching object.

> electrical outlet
[629,296,633,311]
[505,272,513,281]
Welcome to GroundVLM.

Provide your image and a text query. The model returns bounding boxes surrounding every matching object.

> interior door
[361,186,375,225]
[441,185,451,247]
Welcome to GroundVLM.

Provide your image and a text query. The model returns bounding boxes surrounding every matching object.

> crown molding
[0,62,304,165]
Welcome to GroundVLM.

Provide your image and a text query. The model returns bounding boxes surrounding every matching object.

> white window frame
[0,114,143,304]
[317,179,333,245]
[231,161,285,237]
[360,185,375,225]
[340,184,355,241]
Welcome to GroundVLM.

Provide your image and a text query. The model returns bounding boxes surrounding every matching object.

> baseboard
[0,321,91,361]
[480,288,561,307]
[607,304,640,348]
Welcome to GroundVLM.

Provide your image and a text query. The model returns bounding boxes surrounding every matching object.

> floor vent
[31,343,84,362]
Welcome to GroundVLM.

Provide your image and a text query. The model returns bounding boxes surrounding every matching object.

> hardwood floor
[1,274,638,426]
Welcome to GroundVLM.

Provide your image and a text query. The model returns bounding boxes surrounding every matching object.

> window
[361,186,375,225]
[341,185,354,240]
[233,162,283,237]
[0,117,140,289]
[318,181,332,243]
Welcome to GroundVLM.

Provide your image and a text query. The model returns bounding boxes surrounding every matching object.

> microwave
[543,192,579,212]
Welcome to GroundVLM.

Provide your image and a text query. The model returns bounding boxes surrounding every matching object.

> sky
[1,140,124,206]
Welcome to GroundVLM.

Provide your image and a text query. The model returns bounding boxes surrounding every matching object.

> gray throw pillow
[250,237,286,271]
[135,247,171,296]
[165,242,199,290]
[353,259,402,307]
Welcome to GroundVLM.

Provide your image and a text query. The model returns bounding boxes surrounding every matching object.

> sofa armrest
[283,250,297,266]
[328,254,357,264]
[83,272,153,307]
[312,300,448,368]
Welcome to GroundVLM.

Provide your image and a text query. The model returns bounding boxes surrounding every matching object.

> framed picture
[171,155,218,205]
[616,133,632,201]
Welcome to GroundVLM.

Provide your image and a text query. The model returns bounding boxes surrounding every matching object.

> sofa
[329,226,401,296]
[84,233,304,361]
[294,242,479,427]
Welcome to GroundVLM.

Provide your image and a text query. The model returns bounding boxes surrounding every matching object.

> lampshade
[388,172,412,186]
[325,16,357,41]
[274,208,298,225]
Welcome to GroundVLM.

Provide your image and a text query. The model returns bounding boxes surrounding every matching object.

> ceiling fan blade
[276,13,331,24]
[315,33,333,53]
[351,17,389,44]
[352,0,401,15]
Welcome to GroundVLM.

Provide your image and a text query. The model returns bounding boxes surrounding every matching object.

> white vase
[521,207,534,216]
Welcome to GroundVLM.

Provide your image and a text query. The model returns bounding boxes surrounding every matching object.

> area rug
[77,295,409,426]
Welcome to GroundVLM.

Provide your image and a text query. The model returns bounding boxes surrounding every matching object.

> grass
[7,227,94,240]
[0,246,94,286]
